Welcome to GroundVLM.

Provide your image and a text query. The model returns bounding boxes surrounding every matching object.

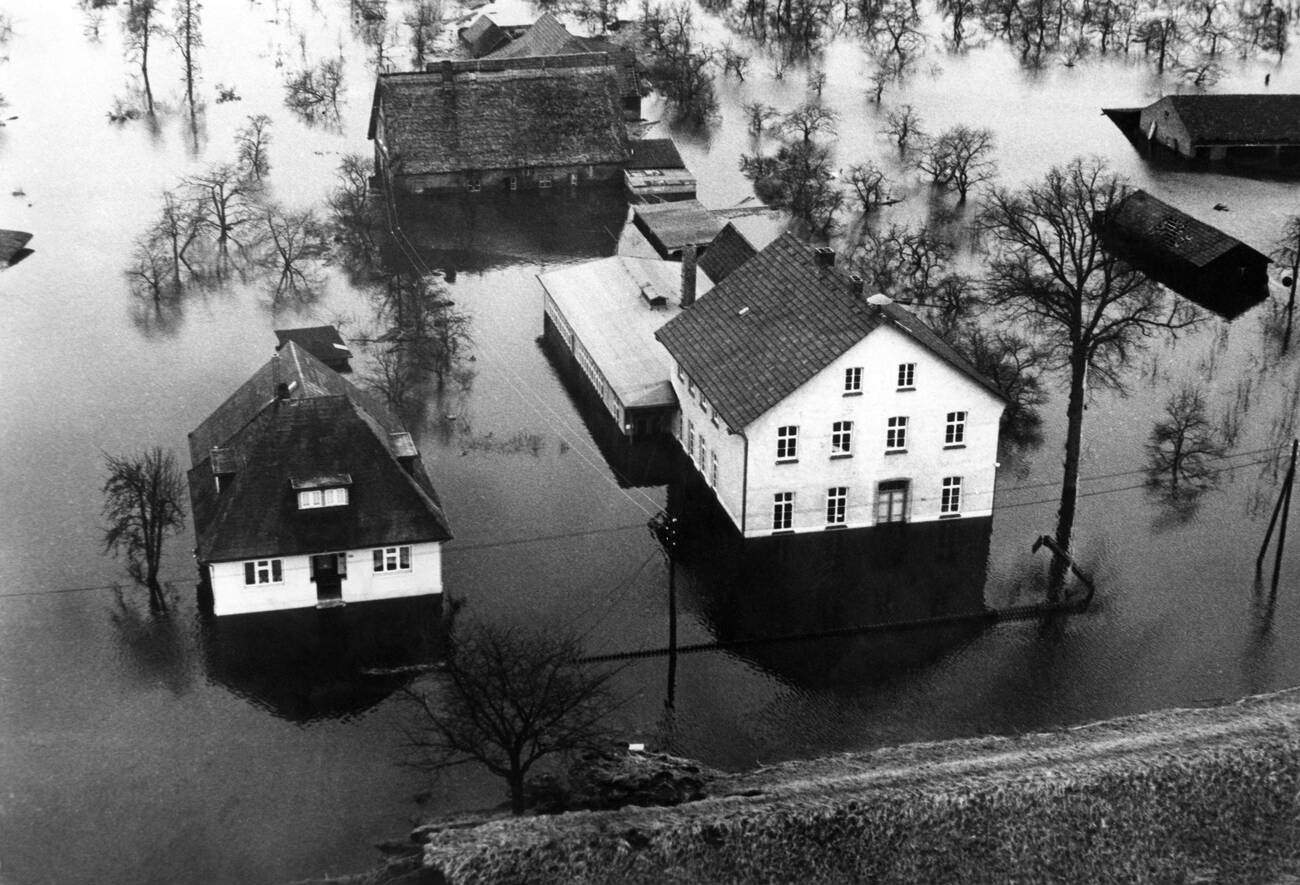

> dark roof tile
[1104,189,1267,268]
[697,222,757,283]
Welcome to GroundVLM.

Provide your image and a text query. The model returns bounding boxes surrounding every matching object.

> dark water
[5,1,1300,882]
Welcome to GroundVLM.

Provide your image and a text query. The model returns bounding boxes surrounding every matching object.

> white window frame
[941,476,962,515]
[886,416,908,452]
[772,492,794,531]
[897,363,916,390]
[710,450,718,488]
[776,425,799,462]
[844,366,863,394]
[687,420,696,461]
[945,411,967,446]
[297,487,349,509]
[244,559,283,585]
[831,420,853,457]
[698,438,708,473]
[826,487,847,525]
[875,480,909,524]
[373,546,412,573]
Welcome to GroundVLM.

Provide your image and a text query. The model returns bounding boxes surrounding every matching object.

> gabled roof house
[656,234,1007,537]
[1133,94,1300,170]
[188,342,452,616]
[368,54,631,195]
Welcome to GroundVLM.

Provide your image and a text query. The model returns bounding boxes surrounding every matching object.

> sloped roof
[633,199,725,256]
[1158,94,1300,146]
[1104,189,1268,268]
[459,14,510,57]
[372,56,631,175]
[486,13,640,99]
[697,222,756,283]
[0,229,32,266]
[655,234,1005,430]
[274,325,352,366]
[187,343,451,563]
[626,138,686,170]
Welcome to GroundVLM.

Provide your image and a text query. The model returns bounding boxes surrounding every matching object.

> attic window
[299,487,349,509]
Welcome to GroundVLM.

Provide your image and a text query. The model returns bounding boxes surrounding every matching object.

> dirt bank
[410,687,1300,883]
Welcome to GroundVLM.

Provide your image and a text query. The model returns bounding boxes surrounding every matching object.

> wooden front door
[311,553,344,603]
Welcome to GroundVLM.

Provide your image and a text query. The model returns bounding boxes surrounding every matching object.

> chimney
[276,382,291,400]
[681,244,697,308]
[439,59,454,83]
[814,246,836,268]
[849,274,864,298]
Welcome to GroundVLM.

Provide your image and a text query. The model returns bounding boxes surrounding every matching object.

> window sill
[943,444,966,450]
[896,387,916,392]
[830,453,853,460]
[824,523,847,530]
[775,458,799,465]
[939,513,962,520]
[843,391,862,397]
[884,449,907,456]
[771,529,795,535]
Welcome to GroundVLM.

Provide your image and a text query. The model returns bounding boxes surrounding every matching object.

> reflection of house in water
[657,234,1007,537]
[200,596,445,722]
[1104,95,1300,175]
[1095,189,1270,319]
[187,342,452,616]
[668,472,992,687]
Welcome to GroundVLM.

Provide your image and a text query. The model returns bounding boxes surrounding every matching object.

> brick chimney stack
[681,244,697,308]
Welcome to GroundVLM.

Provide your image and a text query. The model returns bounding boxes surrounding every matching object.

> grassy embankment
[413,688,1300,883]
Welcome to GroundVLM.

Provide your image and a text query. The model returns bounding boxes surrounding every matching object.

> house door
[311,553,344,603]
[874,480,910,524]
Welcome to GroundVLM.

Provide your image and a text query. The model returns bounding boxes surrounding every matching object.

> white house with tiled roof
[187,342,452,616]
[655,234,1007,538]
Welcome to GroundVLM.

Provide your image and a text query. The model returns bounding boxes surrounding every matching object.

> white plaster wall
[736,324,1005,537]
[668,366,748,529]
[210,541,444,616]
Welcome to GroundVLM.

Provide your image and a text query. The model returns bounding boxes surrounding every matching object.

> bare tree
[328,153,384,266]
[152,190,203,289]
[981,158,1200,594]
[916,124,996,202]
[235,114,272,181]
[126,236,172,303]
[405,0,442,68]
[641,2,718,124]
[283,57,346,121]
[261,204,321,299]
[173,0,203,113]
[743,100,779,134]
[122,0,162,114]
[185,163,260,254]
[102,447,187,609]
[1271,215,1300,352]
[779,102,839,143]
[402,623,621,815]
[1146,385,1226,496]
[720,42,750,79]
[882,103,923,152]
[573,0,620,34]
[741,140,843,237]
[846,161,895,213]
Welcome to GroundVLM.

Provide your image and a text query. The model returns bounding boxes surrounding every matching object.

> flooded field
[4,0,1300,882]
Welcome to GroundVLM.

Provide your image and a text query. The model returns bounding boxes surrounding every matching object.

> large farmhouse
[1133,94,1300,168]
[655,234,1007,538]
[187,342,452,616]
[368,54,631,195]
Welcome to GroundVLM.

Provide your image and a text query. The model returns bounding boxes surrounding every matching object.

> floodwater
[4,0,1300,882]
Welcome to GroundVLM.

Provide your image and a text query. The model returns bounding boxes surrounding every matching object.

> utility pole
[649,512,680,710]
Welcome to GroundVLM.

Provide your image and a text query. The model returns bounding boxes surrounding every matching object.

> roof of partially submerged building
[485,13,640,99]
[1154,94,1300,146]
[369,55,631,175]
[633,200,725,257]
[655,234,1006,430]
[540,257,713,411]
[459,14,511,57]
[625,139,686,170]
[697,222,756,284]
[1103,189,1268,268]
[0,229,32,267]
[274,325,352,366]
[187,342,451,563]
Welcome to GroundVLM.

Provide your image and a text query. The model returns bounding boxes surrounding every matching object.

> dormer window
[298,487,349,509]
[291,473,353,510]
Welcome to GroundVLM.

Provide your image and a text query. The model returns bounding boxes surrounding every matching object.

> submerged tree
[185,163,260,256]
[882,103,923,152]
[235,114,272,181]
[102,447,187,609]
[981,158,1200,595]
[1146,384,1226,497]
[122,0,162,114]
[402,623,621,815]
[327,153,384,267]
[741,140,842,237]
[1271,214,1300,352]
[173,0,203,113]
[283,57,346,121]
[261,204,322,300]
[916,124,996,202]
[641,2,718,125]
[845,161,894,214]
[405,0,442,68]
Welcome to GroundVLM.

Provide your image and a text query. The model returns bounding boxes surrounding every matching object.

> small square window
[844,367,862,394]
[776,425,798,461]
[897,363,916,389]
[886,416,908,452]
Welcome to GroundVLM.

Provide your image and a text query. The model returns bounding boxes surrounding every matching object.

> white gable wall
[208,541,444,616]
[671,322,1005,538]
